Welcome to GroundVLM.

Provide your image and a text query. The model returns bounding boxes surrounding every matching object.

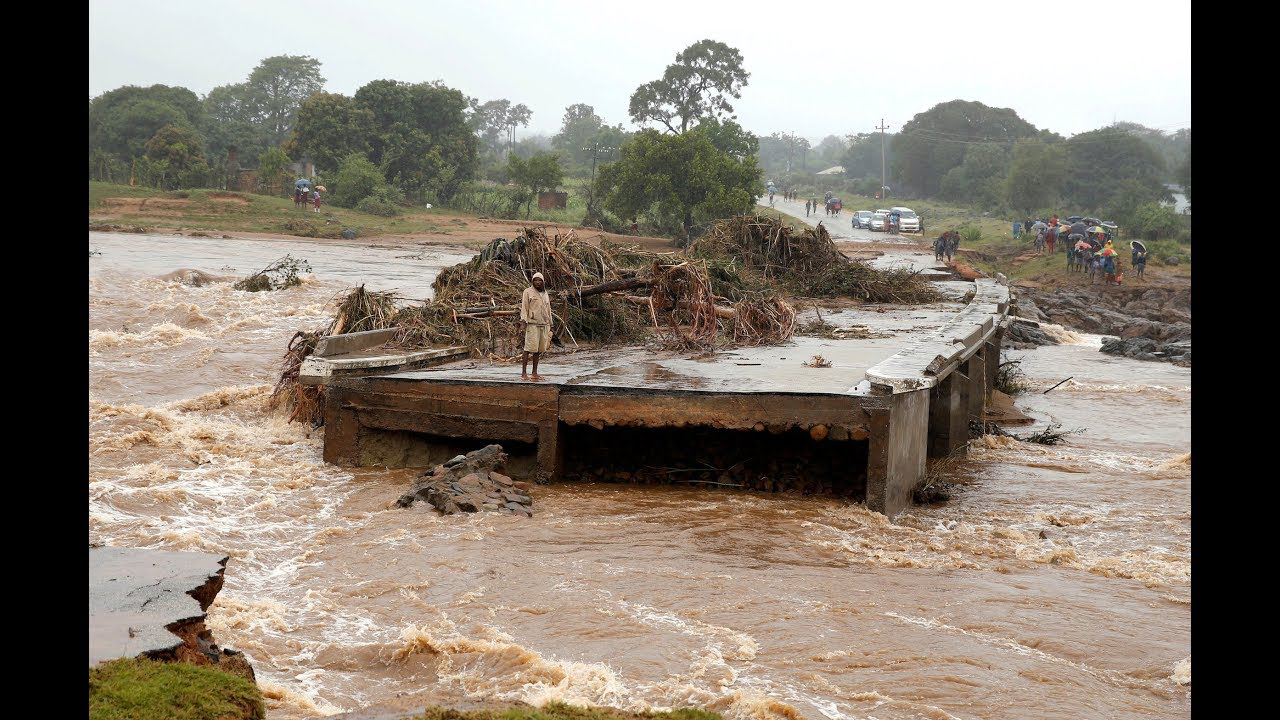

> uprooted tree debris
[274,216,950,423]
[233,254,312,292]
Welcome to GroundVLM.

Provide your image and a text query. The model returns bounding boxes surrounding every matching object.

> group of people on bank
[1015,215,1148,284]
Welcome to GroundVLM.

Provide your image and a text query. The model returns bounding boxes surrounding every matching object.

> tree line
[89,49,1187,239]
[759,100,1190,232]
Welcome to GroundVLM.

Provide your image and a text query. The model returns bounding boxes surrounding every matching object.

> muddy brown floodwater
[89,231,1190,719]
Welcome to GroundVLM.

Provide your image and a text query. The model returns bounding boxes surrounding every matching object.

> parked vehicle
[870,212,888,231]
[891,207,921,233]
[852,210,874,229]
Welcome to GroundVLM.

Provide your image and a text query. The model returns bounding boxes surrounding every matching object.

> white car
[870,212,888,231]
[890,207,921,233]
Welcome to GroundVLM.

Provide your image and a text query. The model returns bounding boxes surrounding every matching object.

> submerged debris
[234,255,312,292]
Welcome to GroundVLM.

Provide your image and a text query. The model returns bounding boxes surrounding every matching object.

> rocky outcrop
[1018,286,1191,365]
[397,444,534,517]
[1100,337,1191,366]
[1005,317,1057,348]
[89,547,255,681]
[1021,286,1191,342]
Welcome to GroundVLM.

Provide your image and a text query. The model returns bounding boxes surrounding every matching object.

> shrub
[331,153,386,208]
[960,225,984,245]
[355,186,405,216]
[1126,202,1184,241]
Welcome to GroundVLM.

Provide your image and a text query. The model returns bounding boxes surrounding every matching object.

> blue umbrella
[295,178,312,189]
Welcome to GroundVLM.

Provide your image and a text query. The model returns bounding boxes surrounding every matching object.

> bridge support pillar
[928,372,967,458]
[867,388,930,518]
[966,348,986,423]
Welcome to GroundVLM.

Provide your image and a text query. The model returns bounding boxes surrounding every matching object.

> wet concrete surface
[384,300,964,396]
[89,546,228,665]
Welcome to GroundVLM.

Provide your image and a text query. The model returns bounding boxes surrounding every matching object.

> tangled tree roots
[692,215,941,304]
[234,254,313,292]
[271,330,326,426]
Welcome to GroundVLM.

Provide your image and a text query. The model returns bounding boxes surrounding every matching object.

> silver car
[870,212,888,231]
[852,210,874,229]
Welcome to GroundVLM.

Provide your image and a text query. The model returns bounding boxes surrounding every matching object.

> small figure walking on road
[520,272,552,382]
[805,199,811,217]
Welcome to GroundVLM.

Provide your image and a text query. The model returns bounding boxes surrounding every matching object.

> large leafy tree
[1005,140,1066,214]
[89,84,206,162]
[247,55,325,145]
[598,128,761,240]
[892,100,1039,197]
[758,132,809,174]
[694,117,758,160]
[203,82,273,163]
[350,79,479,199]
[809,135,847,169]
[840,132,894,184]
[629,39,750,134]
[468,98,532,157]
[143,124,210,189]
[553,103,606,171]
[939,143,1008,207]
[1063,127,1167,211]
[507,152,563,218]
[290,92,375,172]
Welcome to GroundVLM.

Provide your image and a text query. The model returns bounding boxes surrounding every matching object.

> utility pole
[876,118,891,200]
[582,143,617,216]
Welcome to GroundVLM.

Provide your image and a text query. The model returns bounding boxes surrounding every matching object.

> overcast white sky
[89,0,1190,141]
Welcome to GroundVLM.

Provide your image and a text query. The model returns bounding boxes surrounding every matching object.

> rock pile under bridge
[397,444,534,516]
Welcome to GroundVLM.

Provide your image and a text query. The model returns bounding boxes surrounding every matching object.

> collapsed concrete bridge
[304,280,1009,518]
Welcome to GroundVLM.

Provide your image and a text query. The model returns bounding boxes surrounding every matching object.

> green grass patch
[89,658,265,720]
[400,702,722,720]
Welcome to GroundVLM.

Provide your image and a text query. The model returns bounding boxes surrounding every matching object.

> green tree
[628,39,750,133]
[331,153,387,208]
[144,124,209,189]
[598,128,761,240]
[203,82,273,163]
[467,98,532,157]
[1127,202,1184,240]
[1063,127,1167,211]
[840,132,893,186]
[759,132,809,174]
[290,92,376,172]
[507,152,563,218]
[246,55,325,145]
[353,80,479,200]
[694,117,758,160]
[892,100,1039,197]
[553,103,606,172]
[258,147,291,195]
[1006,140,1066,215]
[809,135,847,169]
[89,84,206,163]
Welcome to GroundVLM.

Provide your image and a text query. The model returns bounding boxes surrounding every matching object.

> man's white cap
[532,272,544,281]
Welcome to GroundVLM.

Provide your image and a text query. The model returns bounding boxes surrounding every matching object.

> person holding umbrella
[1131,241,1148,280]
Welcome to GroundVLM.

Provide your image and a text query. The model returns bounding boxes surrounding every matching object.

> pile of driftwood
[393,226,795,354]
[690,215,940,304]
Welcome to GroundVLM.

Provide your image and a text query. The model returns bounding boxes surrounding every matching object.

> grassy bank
[89,658,265,720]
[90,181,466,237]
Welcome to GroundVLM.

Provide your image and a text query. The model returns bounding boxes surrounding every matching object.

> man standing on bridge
[521,272,552,381]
